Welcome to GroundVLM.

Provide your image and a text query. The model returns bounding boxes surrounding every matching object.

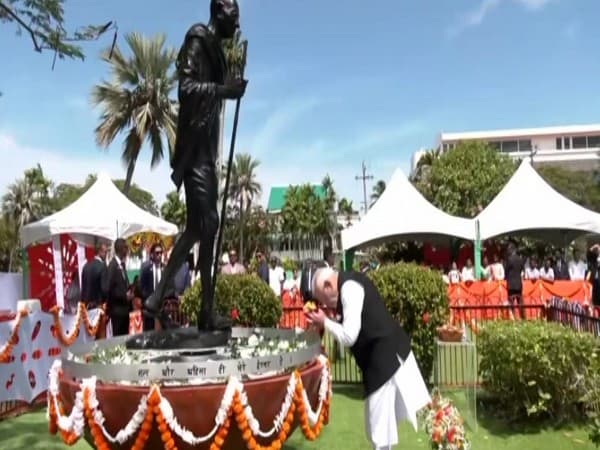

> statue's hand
[217,79,248,99]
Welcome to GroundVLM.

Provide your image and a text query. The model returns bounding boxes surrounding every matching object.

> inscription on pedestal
[187,364,207,377]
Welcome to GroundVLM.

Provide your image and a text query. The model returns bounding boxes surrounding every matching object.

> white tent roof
[21,173,178,247]
[476,160,600,241]
[341,168,475,250]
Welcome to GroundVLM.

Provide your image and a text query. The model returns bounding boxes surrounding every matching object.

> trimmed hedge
[180,274,282,328]
[478,320,600,422]
[369,262,450,384]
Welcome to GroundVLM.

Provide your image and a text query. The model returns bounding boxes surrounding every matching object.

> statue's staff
[212,39,248,295]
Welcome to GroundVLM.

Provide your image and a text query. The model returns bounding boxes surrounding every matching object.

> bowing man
[304,266,431,450]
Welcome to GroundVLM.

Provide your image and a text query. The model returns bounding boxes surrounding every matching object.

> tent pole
[474,219,483,279]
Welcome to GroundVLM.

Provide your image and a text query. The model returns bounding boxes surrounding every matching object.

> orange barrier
[448,280,591,307]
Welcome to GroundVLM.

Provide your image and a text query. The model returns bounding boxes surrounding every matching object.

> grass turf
[0,386,594,449]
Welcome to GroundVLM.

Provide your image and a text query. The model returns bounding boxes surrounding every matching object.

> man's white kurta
[324,280,431,449]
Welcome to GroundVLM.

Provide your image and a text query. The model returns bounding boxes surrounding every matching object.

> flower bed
[419,388,470,450]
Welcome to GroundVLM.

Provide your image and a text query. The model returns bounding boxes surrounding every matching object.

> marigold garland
[48,357,332,449]
[0,309,28,363]
[50,303,106,346]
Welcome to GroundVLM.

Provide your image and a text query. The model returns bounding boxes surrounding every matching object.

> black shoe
[197,312,232,331]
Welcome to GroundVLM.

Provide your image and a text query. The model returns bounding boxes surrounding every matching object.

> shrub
[368,262,450,384]
[477,320,600,422]
[180,274,282,328]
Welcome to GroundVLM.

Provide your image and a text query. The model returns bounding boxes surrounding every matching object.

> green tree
[0,215,18,272]
[0,0,114,62]
[160,191,186,230]
[1,165,54,271]
[229,153,261,263]
[416,141,517,217]
[337,197,355,226]
[52,174,159,215]
[537,166,600,212]
[410,148,441,183]
[92,32,178,195]
[370,179,386,207]
[280,184,329,236]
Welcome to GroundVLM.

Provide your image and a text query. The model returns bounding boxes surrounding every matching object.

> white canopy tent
[476,160,600,242]
[21,172,178,247]
[341,168,475,250]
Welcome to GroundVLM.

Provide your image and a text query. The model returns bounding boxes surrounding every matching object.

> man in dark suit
[81,242,108,309]
[103,238,133,336]
[140,243,164,331]
[553,251,570,281]
[505,243,525,318]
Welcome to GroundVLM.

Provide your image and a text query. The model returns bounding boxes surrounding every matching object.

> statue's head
[210,0,240,39]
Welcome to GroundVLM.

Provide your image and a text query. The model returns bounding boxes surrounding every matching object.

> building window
[518,140,532,152]
[564,137,571,149]
[572,136,587,149]
[488,141,501,151]
[588,136,600,147]
[501,141,518,153]
[556,137,562,150]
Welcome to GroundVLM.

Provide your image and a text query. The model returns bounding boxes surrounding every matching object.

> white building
[412,123,600,172]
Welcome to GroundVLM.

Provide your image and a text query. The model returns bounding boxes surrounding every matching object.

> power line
[355,161,373,214]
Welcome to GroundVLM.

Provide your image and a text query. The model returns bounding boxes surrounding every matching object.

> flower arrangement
[419,388,471,450]
[70,331,310,386]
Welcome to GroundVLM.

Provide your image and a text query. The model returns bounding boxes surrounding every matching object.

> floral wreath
[48,354,332,450]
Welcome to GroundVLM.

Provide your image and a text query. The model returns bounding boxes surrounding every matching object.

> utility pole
[355,161,373,214]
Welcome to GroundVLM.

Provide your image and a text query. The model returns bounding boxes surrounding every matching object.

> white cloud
[448,0,556,37]
[0,100,421,218]
[0,131,175,205]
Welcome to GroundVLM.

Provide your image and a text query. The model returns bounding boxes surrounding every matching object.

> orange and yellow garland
[49,303,106,346]
[0,303,104,363]
[49,359,332,450]
[0,309,28,363]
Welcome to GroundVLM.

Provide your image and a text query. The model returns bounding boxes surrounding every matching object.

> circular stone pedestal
[58,360,324,450]
[50,327,329,450]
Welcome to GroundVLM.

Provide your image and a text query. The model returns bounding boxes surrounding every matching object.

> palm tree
[370,180,386,207]
[230,153,261,262]
[411,148,441,183]
[338,198,355,227]
[217,30,247,173]
[91,32,178,195]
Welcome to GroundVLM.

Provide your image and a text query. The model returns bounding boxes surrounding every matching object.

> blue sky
[1,0,600,209]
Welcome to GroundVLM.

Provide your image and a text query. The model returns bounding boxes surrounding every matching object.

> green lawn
[0,386,594,450]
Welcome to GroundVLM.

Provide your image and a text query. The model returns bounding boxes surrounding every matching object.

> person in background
[81,242,108,309]
[140,243,165,331]
[448,262,461,284]
[439,265,450,284]
[505,243,525,319]
[539,258,555,282]
[587,244,600,307]
[174,253,193,297]
[490,254,505,281]
[103,238,133,336]
[221,249,246,274]
[269,257,285,297]
[256,250,269,284]
[461,259,475,281]
[553,251,570,280]
[569,250,587,281]
[481,256,491,280]
[525,257,540,280]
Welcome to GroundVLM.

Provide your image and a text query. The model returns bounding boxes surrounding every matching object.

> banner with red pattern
[0,308,102,403]
[27,234,96,311]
